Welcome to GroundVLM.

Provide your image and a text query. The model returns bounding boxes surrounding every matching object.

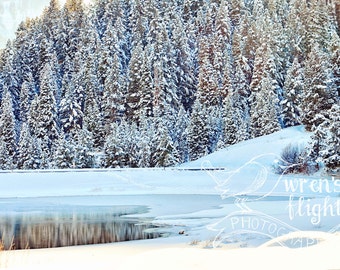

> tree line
[0,0,339,172]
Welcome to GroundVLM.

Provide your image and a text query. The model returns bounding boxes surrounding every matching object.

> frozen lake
[0,195,225,249]
[0,195,294,249]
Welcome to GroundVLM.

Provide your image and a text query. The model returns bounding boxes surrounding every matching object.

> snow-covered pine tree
[148,17,180,117]
[0,140,14,170]
[197,36,221,106]
[35,62,60,153]
[52,132,74,169]
[250,44,268,94]
[250,75,281,138]
[102,53,126,134]
[129,0,148,47]
[126,43,153,122]
[103,124,124,168]
[187,100,209,161]
[19,72,36,123]
[305,0,333,54]
[126,121,141,168]
[172,106,190,163]
[0,43,21,119]
[206,104,224,154]
[223,95,238,146]
[59,78,83,136]
[103,120,134,168]
[27,94,39,138]
[73,129,94,168]
[17,123,41,170]
[301,44,338,131]
[308,104,340,174]
[285,0,307,59]
[64,0,85,58]
[137,112,154,168]
[150,110,180,167]
[83,87,104,149]
[231,13,255,85]
[41,0,62,42]
[170,13,196,111]
[319,104,340,173]
[328,30,340,98]
[83,55,105,149]
[0,86,17,169]
[281,57,303,127]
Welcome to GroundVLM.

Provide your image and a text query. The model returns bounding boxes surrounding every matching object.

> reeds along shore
[0,213,160,250]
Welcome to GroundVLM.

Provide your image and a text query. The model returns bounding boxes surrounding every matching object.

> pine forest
[0,0,339,172]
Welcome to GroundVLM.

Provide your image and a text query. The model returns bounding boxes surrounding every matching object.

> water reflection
[0,206,161,250]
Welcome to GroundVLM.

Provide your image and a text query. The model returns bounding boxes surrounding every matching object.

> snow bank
[0,126,339,269]
[1,232,340,270]
[0,126,315,198]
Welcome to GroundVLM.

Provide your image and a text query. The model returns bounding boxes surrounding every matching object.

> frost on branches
[0,0,338,173]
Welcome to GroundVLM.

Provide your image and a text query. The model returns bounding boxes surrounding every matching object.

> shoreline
[1,232,340,270]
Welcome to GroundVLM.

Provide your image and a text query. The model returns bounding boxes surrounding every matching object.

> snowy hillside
[0,126,314,198]
[0,0,338,173]
[1,126,340,269]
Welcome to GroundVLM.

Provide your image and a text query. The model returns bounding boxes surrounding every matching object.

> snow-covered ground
[0,126,340,269]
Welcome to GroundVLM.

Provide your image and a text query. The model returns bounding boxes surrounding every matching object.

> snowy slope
[0,126,334,199]
[183,125,310,168]
[0,126,340,269]
[1,126,338,234]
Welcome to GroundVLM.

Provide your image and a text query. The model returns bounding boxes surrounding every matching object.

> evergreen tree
[197,36,222,106]
[302,44,338,131]
[103,121,131,168]
[319,104,340,173]
[137,113,154,167]
[82,54,104,148]
[59,79,83,136]
[171,13,197,111]
[173,106,190,163]
[73,129,94,168]
[102,54,126,133]
[0,87,17,169]
[0,140,14,170]
[41,0,62,42]
[53,132,74,169]
[206,105,224,154]
[19,72,36,123]
[223,95,239,146]
[328,30,340,98]
[150,112,180,167]
[83,87,104,149]
[187,100,209,161]
[0,43,21,119]
[281,57,304,127]
[309,104,340,173]
[250,76,281,138]
[35,62,60,152]
[17,123,41,170]
[126,44,153,122]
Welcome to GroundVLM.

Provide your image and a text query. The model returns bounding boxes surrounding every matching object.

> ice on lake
[0,197,161,249]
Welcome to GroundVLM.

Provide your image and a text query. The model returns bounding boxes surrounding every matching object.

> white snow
[0,126,339,269]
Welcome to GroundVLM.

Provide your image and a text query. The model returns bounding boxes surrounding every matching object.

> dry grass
[0,236,16,251]
[189,239,200,246]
